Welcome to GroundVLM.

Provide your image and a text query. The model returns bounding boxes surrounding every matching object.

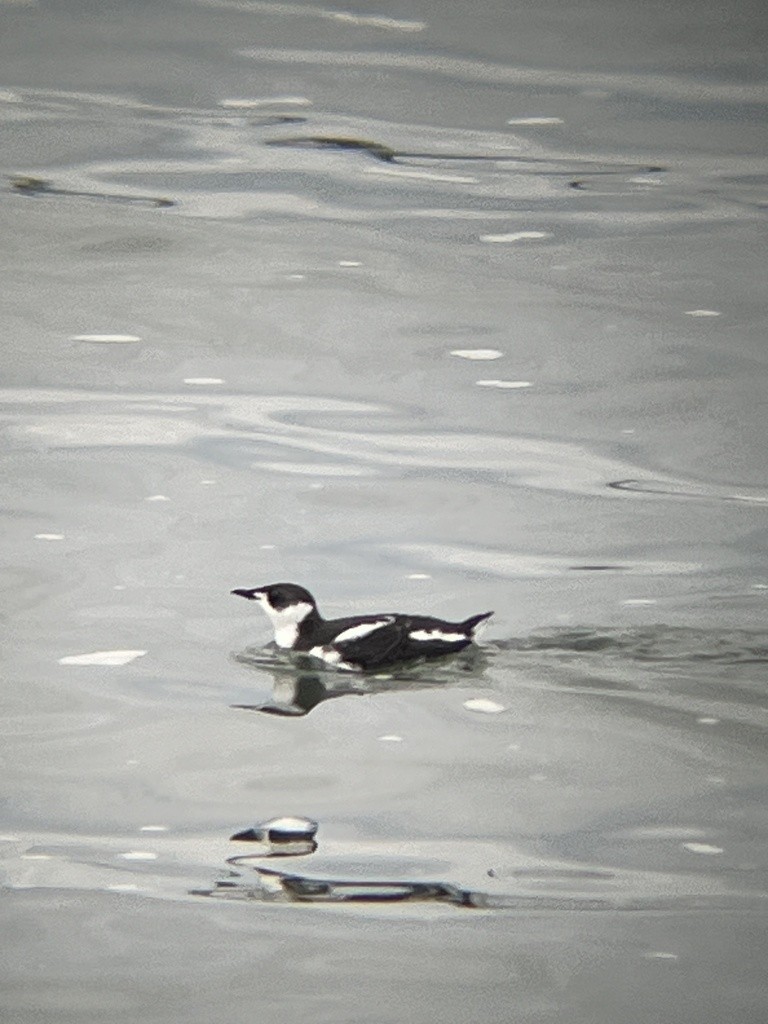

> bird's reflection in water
[193,808,737,912]
[200,870,478,905]
[231,644,490,716]
[232,671,336,716]
[193,815,481,906]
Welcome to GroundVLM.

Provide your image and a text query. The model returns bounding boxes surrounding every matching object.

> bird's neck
[269,603,321,648]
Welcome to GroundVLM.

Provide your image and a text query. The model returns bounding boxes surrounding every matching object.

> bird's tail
[462,611,493,635]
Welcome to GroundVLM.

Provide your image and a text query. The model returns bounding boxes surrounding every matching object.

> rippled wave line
[500,626,768,663]
[193,0,426,32]
[238,48,768,104]
[4,388,768,505]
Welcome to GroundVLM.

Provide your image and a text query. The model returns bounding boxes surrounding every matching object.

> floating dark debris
[569,564,627,572]
[264,135,397,162]
[607,478,768,505]
[261,137,666,180]
[9,175,174,208]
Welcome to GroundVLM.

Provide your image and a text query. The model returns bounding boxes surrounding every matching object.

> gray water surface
[2,0,768,1021]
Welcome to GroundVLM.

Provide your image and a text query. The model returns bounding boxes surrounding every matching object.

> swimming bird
[231,582,492,671]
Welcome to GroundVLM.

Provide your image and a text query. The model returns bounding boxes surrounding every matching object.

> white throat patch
[258,599,315,649]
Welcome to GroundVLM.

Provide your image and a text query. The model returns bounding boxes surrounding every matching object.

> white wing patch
[334,618,393,644]
[408,628,467,643]
[309,645,341,664]
[308,646,357,672]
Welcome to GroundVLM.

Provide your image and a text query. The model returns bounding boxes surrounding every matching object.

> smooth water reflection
[232,642,488,715]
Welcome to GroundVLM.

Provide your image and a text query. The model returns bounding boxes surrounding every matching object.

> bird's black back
[295,611,491,669]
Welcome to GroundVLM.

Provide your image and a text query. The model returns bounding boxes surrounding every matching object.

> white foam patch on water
[59,650,147,666]
[696,717,720,725]
[34,533,64,540]
[364,167,478,184]
[622,599,657,606]
[481,231,551,243]
[139,825,168,832]
[629,826,706,839]
[144,494,170,502]
[644,951,679,961]
[406,573,431,579]
[69,334,141,343]
[219,96,311,108]
[682,842,724,855]
[326,10,425,30]
[450,349,503,360]
[183,377,224,384]
[338,260,362,267]
[107,883,140,891]
[197,1,425,32]
[21,854,53,860]
[31,414,198,446]
[464,698,506,714]
[378,734,403,742]
[506,116,563,125]
[259,543,276,549]
[475,379,532,389]
[685,309,721,317]
[118,850,158,861]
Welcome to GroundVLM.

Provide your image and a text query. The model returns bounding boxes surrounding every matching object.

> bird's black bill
[230,827,263,842]
[231,588,263,600]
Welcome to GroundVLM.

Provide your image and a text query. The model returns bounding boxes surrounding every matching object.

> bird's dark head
[230,583,319,647]
[230,582,317,612]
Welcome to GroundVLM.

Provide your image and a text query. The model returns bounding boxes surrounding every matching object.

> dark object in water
[264,135,397,162]
[9,175,174,208]
[262,136,666,180]
[230,581,493,671]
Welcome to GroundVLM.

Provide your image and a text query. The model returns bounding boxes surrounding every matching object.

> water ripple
[238,48,768,105]
[3,388,768,504]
